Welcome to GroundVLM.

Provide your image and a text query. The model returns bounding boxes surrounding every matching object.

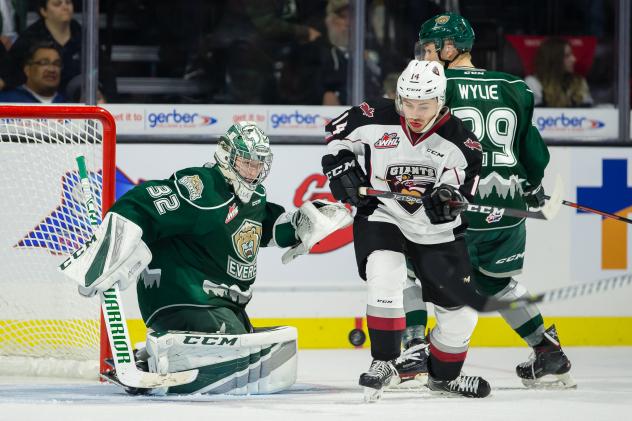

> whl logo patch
[225,203,239,223]
[375,133,400,149]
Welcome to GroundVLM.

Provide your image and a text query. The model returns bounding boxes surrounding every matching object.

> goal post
[0,105,115,378]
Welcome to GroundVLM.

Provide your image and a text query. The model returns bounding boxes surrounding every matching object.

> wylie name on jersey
[325,97,482,244]
[445,68,550,230]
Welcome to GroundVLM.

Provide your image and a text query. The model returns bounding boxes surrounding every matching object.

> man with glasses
[0,40,64,103]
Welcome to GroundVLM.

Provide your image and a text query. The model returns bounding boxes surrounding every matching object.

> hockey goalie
[59,121,352,395]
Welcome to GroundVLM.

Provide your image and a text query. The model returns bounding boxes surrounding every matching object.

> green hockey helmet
[215,121,273,202]
[417,13,475,59]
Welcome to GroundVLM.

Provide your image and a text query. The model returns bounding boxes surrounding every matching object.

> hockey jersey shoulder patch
[177,174,204,201]
[326,98,398,142]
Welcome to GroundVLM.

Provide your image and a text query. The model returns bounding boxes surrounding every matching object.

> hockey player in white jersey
[321,60,490,401]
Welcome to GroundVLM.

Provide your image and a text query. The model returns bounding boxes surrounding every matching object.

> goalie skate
[389,338,429,389]
[359,359,397,402]
[516,325,576,389]
[427,374,491,398]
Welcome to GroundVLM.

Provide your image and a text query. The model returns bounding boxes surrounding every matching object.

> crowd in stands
[0,0,619,107]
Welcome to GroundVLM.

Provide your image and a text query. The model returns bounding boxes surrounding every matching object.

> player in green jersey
[59,121,352,395]
[393,13,574,389]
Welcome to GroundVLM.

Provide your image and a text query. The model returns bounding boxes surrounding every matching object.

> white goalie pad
[282,199,353,264]
[58,212,152,297]
[145,326,298,395]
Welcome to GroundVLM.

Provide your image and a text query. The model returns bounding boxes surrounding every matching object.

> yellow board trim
[127,316,632,348]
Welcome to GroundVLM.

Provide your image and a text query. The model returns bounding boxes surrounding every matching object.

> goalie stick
[359,175,563,221]
[75,155,198,389]
[545,195,632,225]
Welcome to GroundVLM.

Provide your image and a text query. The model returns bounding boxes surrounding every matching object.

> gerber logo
[375,133,400,149]
[359,102,375,118]
[385,165,436,214]
[178,175,204,200]
[147,109,218,129]
[231,219,262,264]
[270,111,325,129]
[535,113,605,132]
[464,138,482,152]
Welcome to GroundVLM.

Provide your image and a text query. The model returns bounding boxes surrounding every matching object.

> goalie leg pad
[58,212,152,296]
[145,326,298,395]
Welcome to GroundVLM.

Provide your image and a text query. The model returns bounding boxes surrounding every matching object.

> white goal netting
[0,108,114,378]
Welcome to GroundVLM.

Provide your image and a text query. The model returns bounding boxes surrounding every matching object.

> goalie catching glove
[58,212,152,297]
[281,200,353,264]
[422,184,468,224]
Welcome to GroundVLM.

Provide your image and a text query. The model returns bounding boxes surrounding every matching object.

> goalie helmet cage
[0,105,115,379]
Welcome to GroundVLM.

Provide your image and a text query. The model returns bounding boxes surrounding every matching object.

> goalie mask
[215,121,273,202]
[395,60,446,133]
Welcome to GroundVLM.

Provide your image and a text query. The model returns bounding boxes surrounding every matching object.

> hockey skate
[516,324,576,389]
[102,348,152,395]
[427,374,491,398]
[359,359,398,402]
[389,338,429,389]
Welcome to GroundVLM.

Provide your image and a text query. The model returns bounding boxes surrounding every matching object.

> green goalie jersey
[445,67,550,230]
[108,164,297,326]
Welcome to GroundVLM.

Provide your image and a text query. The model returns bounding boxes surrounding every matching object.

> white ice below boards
[0,347,630,421]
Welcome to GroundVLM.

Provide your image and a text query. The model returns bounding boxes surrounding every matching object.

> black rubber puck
[348,328,366,346]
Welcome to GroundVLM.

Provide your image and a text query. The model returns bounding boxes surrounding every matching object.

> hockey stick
[75,155,198,389]
[544,195,632,225]
[360,175,564,221]
[483,272,632,312]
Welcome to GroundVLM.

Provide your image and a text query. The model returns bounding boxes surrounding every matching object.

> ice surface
[0,347,630,421]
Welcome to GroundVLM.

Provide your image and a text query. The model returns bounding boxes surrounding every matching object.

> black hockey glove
[422,184,467,224]
[322,150,370,207]
[523,183,545,208]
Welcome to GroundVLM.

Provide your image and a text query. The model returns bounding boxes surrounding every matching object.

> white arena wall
[101,104,632,348]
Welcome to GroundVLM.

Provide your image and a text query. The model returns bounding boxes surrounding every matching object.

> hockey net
[0,105,115,379]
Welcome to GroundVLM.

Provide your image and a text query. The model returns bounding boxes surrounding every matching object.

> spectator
[278,0,381,105]
[0,41,65,103]
[3,0,80,93]
[524,37,593,107]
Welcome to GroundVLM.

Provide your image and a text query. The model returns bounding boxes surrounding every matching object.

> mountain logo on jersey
[225,203,239,223]
[178,175,204,201]
[477,172,524,200]
[385,165,436,214]
[375,133,400,149]
[464,138,482,152]
[359,102,375,118]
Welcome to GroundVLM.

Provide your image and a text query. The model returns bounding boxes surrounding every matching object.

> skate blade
[387,373,429,391]
[363,386,384,403]
[521,372,577,389]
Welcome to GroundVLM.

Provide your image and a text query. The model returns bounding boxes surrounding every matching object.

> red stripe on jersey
[453,168,460,184]
[429,342,468,363]
[366,315,406,331]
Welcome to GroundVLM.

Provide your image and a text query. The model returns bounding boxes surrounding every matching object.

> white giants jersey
[325,98,482,244]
